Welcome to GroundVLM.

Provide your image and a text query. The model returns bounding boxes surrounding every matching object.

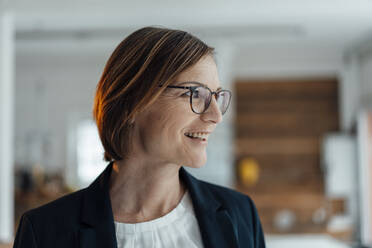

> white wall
[15,47,108,172]
[232,42,343,79]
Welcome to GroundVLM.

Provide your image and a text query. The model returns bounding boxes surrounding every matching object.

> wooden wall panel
[234,78,339,234]
[236,137,320,155]
[235,79,338,99]
[237,99,338,114]
[236,113,338,137]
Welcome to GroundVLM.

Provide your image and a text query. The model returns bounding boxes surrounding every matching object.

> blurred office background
[1,0,372,247]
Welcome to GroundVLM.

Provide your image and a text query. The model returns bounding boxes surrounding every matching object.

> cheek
[136,99,199,158]
[149,101,191,131]
[140,106,187,142]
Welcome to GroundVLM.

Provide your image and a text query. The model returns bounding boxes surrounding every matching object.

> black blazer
[14,162,266,248]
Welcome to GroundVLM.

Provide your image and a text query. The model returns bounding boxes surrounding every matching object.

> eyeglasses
[164,84,232,115]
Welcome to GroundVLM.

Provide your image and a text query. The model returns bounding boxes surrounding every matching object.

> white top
[114,190,204,248]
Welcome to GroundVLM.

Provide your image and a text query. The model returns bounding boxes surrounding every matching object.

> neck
[108,159,186,223]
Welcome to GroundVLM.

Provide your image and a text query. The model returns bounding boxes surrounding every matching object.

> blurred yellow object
[238,158,260,186]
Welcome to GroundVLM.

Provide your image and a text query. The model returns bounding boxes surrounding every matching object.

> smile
[184,132,210,141]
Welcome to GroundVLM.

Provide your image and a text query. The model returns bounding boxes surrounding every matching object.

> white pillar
[357,110,372,246]
[0,11,15,243]
[340,53,361,131]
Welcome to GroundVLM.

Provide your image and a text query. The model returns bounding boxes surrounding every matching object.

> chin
[183,156,207,168]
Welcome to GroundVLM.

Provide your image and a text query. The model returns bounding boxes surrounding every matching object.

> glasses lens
[191,87,231,115]
[191,87,211,114]
[216,90,231,115]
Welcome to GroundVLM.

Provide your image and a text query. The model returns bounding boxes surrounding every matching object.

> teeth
[184,132,209,140]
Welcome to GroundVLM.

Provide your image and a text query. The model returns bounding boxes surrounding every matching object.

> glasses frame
[164,84,232,115]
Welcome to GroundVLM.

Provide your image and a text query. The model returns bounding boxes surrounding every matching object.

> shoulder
[197,179,259,217]
[196,179,266,246]
[181,167,258,215]
[22,188,87,229]
[14,189,88,247]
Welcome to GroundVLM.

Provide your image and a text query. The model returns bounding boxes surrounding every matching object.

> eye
[192,89,200,98]
[181,91,191,97]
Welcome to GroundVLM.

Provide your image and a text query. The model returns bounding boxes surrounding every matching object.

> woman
[14,27,265,248]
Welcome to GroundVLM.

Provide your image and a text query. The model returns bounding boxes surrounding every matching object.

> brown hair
[93,26,214,162]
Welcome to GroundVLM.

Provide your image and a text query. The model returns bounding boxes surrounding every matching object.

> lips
[184,132,210,141]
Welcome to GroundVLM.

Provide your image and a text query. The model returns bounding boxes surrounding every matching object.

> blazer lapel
[78,228,97,248]
[79,162,117,248]
[180,167,239,248]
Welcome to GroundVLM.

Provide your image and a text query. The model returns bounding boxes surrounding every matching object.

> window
[76,119,106,187]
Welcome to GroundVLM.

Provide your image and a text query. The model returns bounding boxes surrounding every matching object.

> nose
[201,95,223,124]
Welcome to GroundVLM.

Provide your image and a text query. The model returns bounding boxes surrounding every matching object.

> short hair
[93,26,215,162]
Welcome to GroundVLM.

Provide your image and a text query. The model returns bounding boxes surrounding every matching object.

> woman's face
[131,55,223,168]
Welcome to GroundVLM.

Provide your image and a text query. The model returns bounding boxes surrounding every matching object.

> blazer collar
[79,162,117,248]
[79,162,239,248]
[180,167,240,248]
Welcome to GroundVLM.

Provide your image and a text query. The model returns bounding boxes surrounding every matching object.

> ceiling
[3,0,372,54]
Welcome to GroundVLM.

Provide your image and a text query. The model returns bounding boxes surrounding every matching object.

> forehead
[172,55,221,91]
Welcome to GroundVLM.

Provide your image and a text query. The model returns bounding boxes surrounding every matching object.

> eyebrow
[174,81,222,91]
